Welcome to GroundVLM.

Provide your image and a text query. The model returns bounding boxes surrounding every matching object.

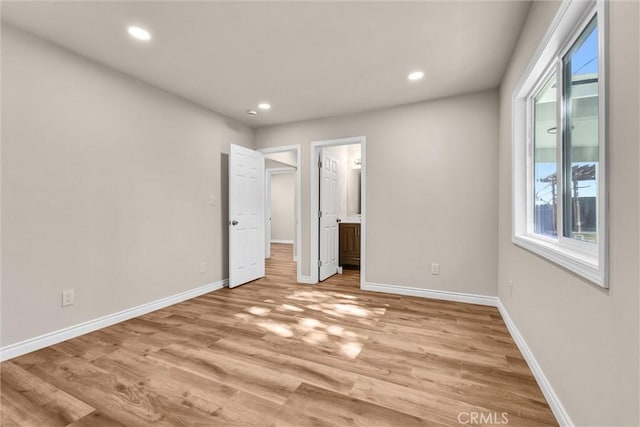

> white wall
[270,173,295,242]
[1,25,254,346]
[255,90,499,295]
[498,1,639,425]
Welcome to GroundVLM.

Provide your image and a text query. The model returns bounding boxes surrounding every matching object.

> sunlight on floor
[280,303,304,312]
[299,317,324,329]
[340,341,363,358]
[247,306,271,316]
[227,251,382,360]
[302,330,327,345]
[225,290,380,359]
[332,304,369,317]
[326,325,344,336]
[256,320,294,338]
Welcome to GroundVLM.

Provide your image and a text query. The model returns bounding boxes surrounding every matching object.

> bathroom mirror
[347,169,361,216]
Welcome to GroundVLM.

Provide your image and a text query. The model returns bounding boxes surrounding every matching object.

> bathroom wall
[323,144,361,222]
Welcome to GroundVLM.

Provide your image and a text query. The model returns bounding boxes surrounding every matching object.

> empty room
[1,1,638,426]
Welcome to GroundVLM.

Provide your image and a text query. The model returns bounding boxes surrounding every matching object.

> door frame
[265,166,296,260]
[310,136,366,288]
[258,145,302,283]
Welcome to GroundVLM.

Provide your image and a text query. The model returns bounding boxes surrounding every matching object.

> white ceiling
[1,1,531,128]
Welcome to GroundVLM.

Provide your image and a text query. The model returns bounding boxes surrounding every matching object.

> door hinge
[318,211,322,218]
[318,160,323,168]
[318,260,322,267]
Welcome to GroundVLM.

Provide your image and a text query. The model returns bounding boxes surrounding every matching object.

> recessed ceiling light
[127,26,151,41]
[258,103,271,110]
[408,71,424,81]
[247,110,258,117]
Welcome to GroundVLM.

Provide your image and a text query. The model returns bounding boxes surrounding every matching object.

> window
[513,0,607,287]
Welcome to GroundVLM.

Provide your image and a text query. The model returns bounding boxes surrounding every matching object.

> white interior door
[229,144,265,288]
[319,150,339,281]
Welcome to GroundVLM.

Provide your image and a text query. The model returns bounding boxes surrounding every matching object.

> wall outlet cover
[62,289,75,307]
[431,263,440,275]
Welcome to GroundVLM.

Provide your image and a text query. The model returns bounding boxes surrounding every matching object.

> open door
[229,144,265,288]
[319,150,339,281]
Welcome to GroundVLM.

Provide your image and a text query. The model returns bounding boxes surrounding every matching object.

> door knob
[231,220,239,226]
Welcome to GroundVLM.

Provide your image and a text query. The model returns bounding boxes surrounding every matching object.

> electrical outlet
[62,289,75,307]
[431,263,440,275]
[508,280,514,297]
[199,262,206,273]
[209,195,217,206]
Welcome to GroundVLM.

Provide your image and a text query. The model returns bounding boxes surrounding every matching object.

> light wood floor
[1,244,556,426]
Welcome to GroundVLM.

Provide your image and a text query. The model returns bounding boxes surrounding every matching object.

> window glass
[562,17,599,243]
[533,73,558,237]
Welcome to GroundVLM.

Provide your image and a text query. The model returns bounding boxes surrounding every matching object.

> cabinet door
[339,223,361,266]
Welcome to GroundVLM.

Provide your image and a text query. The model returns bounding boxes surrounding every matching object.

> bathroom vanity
[339,222,361,268]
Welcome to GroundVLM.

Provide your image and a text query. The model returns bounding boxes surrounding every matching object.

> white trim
[271,239,294,244]
[310,136,366,288]
[258,145,302,282]
[497,300,573,427]
[362,282,498,307]
[0,271,571,427]
[297,276,315,285]
[266,167,296,174]
[259,144,301,155]
[0,279,228,362]
[513,234,602,285]
[359,281,571,427]
[512,0,608,287]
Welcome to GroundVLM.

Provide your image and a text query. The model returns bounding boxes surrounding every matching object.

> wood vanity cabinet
[339,223,361,267]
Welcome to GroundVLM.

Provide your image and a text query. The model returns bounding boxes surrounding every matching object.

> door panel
[229,144,265,288]
[319,151,339,281]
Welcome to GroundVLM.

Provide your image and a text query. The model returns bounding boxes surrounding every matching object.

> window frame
[512,0,608,287]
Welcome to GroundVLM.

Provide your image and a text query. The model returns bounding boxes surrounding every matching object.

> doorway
[266,168,296,259]
[311,136,366,287]
[259,145,302,283]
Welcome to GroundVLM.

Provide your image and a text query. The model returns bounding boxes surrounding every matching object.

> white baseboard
[497,300,572,427]
[361,281,569,426]
[270,239,294,244]
[297,275,316,285]
[0,279,228,362]
[362,282,498,307]
[0,274,570,427]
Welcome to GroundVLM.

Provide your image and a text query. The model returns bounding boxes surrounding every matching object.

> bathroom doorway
[311,136,366,287]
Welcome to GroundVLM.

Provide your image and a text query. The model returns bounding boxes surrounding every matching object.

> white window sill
[512,234,606,287]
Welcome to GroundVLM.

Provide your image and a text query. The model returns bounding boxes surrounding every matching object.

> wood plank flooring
[1,244,557,426]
